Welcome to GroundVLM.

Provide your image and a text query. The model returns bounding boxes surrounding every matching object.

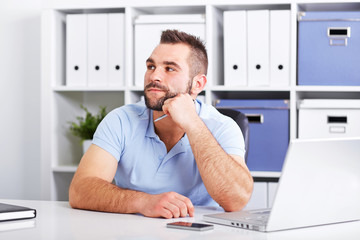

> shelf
[298,2,360,12]
[53,86,126,92]
[214,3,291,11]
[210,85,291,92]
[52,165,78,173]
[127,86,145,91]
[295,86,360,92]
[210,89,291,102]
[251,171,281,178]
[295,87,360,100]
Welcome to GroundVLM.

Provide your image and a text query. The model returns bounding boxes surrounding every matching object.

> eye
[147,65,155,70]
[166,67,174,72]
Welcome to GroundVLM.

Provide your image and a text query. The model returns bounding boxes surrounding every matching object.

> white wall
[0,0,42,199]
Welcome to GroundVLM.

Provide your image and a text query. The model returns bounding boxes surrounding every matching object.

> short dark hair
[160,29,208,78]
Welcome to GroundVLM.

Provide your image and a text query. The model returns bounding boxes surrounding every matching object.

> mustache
[144,82,169,91]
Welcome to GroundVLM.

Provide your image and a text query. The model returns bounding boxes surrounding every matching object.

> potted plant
[69,105,107,154]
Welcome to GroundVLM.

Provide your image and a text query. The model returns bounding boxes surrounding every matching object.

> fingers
[161,208,173,219]
[160,192,194,219]
[139,191,194,219]
[173,193,195,217]
[161,94,197,129]
[163,93,193,109]
[165,199,187,218]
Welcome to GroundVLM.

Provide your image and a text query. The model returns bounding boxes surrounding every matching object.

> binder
[66,14,87,86]
[0,219,35,232]
[223,11,247,86]
[87,14,108,87]
[134,14,205,87]
[0,203,36,222]
[247,10,270,86]
[270,10,290,87]
[108,13,125,87]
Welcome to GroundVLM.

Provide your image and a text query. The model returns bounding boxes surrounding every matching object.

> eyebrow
[146,58,182,70]
[163,61,182,70]
[146,58,154,64]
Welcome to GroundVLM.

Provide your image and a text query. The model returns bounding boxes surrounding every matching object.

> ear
[190,74,207,97]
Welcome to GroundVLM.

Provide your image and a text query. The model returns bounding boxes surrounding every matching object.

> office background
[1,0,360,203]
[0,0,42,200]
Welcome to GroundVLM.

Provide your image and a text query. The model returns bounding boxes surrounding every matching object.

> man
[69,30,253,219]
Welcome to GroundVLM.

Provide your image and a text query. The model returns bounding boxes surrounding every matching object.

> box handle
[330,38,347,46]
[328,27,350,46]
[328,27,350,37]
[329,126,346,134]
[327,116,347,124]
[245,114,264,124]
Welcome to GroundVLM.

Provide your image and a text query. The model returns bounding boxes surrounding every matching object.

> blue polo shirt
[92,100,245,207]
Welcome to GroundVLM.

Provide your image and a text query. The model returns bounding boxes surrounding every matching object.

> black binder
[0,203,36,222]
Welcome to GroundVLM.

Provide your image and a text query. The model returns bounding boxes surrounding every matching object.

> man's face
[144,43,193,111]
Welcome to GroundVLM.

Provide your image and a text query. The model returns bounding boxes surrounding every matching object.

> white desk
[1,199,359,240]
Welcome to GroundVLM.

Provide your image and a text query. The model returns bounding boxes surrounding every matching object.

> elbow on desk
[68,179,82,209]
[221,181,254,212]
[222,195,250,212]
[68,186,77,209]
[69,187,87,210]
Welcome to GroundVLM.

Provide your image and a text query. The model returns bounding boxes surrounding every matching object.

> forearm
[69,175,144,214]
[69,175,194,218]
[186,117,253,211]
[69,144,194,218]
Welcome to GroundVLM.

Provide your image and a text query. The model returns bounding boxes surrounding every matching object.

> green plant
[69,105,107,140]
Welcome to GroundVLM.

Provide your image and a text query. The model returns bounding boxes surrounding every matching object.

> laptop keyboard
[254,214,269,223]
[245,210,271,224]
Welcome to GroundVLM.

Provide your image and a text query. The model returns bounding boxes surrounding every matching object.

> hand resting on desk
[69,145,194,219]
[138,191,194,219]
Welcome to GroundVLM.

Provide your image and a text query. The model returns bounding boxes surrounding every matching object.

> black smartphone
[166,221,214,231]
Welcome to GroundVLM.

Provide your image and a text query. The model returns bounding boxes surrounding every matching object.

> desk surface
[0,199,359,240]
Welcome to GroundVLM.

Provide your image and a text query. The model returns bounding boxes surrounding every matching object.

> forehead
[149,43,191,64]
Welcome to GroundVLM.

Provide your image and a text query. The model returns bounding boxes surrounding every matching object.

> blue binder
[216,99,289,172]
[298,11,360,86]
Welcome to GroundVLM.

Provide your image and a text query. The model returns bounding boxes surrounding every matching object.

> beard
[144,80,192,111]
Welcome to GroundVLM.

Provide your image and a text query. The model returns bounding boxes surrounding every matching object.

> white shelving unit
[41,0,360,204]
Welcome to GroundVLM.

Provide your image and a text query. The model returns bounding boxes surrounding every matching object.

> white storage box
[298,99,360,139]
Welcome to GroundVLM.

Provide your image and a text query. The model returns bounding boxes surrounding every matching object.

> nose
[149,67,164,83]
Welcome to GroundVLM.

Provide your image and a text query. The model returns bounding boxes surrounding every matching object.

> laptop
[203,137,360,232]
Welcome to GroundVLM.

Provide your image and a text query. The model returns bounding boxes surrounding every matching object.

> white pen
[154,98,196,123]
[154,114,168,122]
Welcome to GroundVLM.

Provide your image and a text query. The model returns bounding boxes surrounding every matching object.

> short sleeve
[214,117,246,159]
[92,109,125,161]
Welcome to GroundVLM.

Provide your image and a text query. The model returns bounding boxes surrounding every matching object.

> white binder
[247,10,270,86]
[270,10,290,87]
[87,14,108,87]
[66,14,87,87]
[223,11,247,86]
[108,13,125,87]
[134,14,205,87]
